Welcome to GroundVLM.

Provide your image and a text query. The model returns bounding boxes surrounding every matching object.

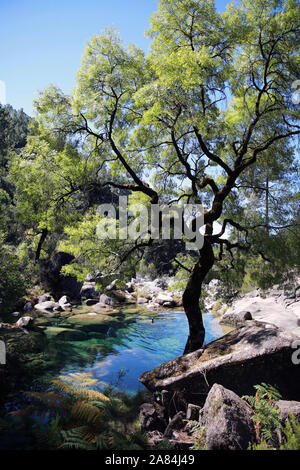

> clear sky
[0,0,231,116]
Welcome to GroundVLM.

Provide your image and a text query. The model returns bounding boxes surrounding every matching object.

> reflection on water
[58,311,224,395]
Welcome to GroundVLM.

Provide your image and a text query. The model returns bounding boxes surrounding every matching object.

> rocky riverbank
[2,272,300,449]
[138,321,300,449]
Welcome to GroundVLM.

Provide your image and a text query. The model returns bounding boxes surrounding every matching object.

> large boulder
[221,310,252,326]
[38,293,52,303]
[58,295,72,310]
[156,293,174,306]
[99,294,116,306]
[16,316,34,329]
[139,322,300,404]
[34,301,60,313]
[80,282,99,299]
[275,400,300,424]
[44,326,87,342]
[65,313,123,333]
[199,384,255,450]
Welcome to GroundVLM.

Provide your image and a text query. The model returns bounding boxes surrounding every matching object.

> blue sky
[0,0,231,116]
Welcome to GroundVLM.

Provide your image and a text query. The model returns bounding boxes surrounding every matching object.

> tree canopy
[7,0,300,352]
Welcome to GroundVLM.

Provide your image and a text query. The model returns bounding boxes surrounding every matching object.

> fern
[280,412,300,450]
[71,401,104,427]
[185,420,207,450]
[60,427,96,450]
[52,379,110,402]
[244,383,282,448]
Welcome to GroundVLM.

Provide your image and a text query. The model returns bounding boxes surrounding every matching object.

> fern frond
[60,426,96,450]
[52,379,109,403]
[71,401,104,427]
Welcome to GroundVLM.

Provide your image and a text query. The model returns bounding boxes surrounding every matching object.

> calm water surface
[58,311,224,395]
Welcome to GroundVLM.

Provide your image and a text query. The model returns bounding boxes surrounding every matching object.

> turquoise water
[58,311,224,395]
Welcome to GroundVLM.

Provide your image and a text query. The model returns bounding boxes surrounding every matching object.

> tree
[15,0,300,353]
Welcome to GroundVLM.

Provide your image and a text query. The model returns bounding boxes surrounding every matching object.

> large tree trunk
[183,238,215,354]
[35,228,48,262]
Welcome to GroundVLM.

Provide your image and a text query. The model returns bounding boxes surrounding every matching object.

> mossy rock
[44,326,88,341]
[34,317,55,327]
[65,314,122,333]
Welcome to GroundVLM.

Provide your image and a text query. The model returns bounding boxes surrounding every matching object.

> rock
[92,302,110,311]
[275,400,300,423]
[11,312,20,317]
[124,294,136,303]
[221,310,252,326]
[146,430,164,447]
[139,403,167,433]
[38,294,52,303]
[111,291,127,303]
[0,327,47,397]
[163,411,185,439]
[146,302,160,310]
[59,295,70,306]
[156,294,174,305]
[80,282,99,299]
[106,279,118,291]
[99,294,116,306]
[24,301,33,312]
[154,279,169,290]
[186,404,202,421]
[53,305,63,312]
[162,301,176,308]
[34,301,59,312]
[44,326,87,341]
[137,297,148,304]
[84,299,99,306]
[16,316,34,329]
[0,322,13,330]
[200,384,255,450]
[65,313,122,333]
[58,295,72,311]
[139,322,300,403]
[85,270,102,282]
[125,281,134,293]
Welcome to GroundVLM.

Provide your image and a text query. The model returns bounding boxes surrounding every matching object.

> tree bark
[182,238,215,354]
[35,228,48,262]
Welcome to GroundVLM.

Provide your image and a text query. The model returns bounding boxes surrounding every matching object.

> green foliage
[187,420,207,450]
[244,383,282,448]
[0,237,28,316]
[280,412,300,450]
